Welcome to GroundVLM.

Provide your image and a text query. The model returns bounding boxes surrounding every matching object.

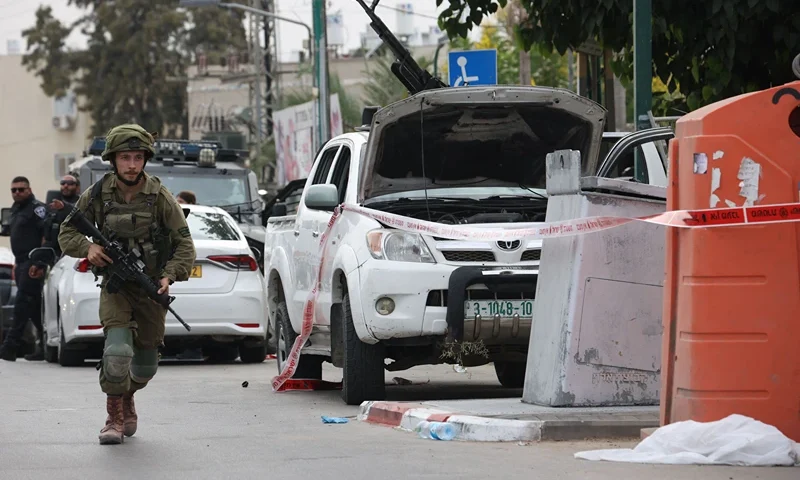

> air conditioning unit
[52,115,75,131]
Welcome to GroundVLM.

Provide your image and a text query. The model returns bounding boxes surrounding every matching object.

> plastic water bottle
[414,421,459,440]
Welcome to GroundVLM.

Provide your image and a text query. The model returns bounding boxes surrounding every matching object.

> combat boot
[122,391,137,437]
[99,395,125,445]
[24,342,44,361]
[0,344,16,362]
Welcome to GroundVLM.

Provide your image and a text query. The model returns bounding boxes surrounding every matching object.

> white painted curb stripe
[445,415,543,442]
[398,408,454,432]
[391,408,543,442]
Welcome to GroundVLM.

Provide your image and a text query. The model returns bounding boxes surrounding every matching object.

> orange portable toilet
[662,79,800,442]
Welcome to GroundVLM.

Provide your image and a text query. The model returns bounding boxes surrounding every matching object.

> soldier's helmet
[101,124,157,162]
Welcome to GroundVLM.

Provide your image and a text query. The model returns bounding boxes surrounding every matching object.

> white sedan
[41,204,271,366]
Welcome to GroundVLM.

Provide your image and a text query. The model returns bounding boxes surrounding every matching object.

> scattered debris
[453,364,467,374]
[265,354,277,360]
[321,416,349,424]
[241,381,249,388]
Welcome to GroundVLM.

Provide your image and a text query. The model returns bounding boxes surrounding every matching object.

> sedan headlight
[367,230,435,263]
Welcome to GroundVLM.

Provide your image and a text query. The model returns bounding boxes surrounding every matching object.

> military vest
[88,173,171,277]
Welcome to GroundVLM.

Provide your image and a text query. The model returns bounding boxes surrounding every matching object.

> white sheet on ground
[574,414,800,466]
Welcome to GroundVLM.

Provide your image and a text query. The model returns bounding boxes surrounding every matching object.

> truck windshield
[156,175,249,208]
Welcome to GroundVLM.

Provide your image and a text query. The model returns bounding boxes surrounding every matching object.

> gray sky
[0,1,467,62]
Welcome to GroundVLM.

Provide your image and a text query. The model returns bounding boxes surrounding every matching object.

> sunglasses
[60,180,77,186]
[10,187,28,193]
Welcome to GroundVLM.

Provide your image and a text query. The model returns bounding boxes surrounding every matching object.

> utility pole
[250,0,264,148]
[312,0,330,148]
[261,0,279,139]
[633,0,652,182]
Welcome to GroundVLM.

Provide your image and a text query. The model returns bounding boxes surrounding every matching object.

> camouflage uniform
[58,124,195,445]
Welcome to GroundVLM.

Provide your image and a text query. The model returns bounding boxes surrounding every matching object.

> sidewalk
[358,397,659,442]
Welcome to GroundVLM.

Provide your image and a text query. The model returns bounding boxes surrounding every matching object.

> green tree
[22,0,247,137]
[446,20,569,88]
[437,0,800,111]
[252,69,363,183]
[362,52,434,106]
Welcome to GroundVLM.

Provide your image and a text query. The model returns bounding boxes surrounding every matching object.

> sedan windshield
[187,212,242,241]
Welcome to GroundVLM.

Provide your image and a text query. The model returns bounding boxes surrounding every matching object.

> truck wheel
[493,361,526,388]
[274,300,323,379]
[239,343,267,364]
[58,323,84,367]
[340,293,385,405]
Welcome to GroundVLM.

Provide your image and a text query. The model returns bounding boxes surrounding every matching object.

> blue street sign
[448,49,498,87]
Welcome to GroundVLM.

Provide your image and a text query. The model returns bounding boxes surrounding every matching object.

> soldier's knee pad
[130,348,159,384]
[103,328,134,383]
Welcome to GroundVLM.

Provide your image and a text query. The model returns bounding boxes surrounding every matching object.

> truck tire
[493,361,526,388]
[340,292,385,405]
[274,300,323,379]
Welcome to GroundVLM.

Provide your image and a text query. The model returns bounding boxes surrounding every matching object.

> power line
[374,4,439,20]
[277,3,440,21]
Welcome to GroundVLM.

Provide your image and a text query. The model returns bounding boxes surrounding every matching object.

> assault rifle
[65,205,192,332]
[355,0,447,95]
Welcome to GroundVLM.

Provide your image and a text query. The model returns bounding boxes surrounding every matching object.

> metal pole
[633,0,652,181]
[313,0,330,146]
[250,0,264,147]
[567,49,574,92]
[217,1,316,148]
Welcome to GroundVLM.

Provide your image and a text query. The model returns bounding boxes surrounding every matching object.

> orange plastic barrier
[661,80,800,441]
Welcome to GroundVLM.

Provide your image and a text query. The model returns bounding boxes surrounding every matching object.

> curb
[358,401,657,442]
[358,401,543,442]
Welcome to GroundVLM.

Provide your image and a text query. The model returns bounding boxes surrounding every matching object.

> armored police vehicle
[65,138,269,270]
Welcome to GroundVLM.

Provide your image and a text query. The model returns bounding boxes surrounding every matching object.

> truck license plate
[464,300,534,318]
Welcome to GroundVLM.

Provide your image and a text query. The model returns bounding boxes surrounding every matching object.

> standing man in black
[43,175,81,259]
[0,176,53,362]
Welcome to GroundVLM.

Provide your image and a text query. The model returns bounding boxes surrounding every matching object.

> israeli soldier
[58,124,196,445]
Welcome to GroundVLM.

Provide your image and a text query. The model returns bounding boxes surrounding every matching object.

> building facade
[0,53,93,249]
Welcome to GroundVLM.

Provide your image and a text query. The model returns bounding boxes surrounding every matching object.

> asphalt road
[0,358,793,480]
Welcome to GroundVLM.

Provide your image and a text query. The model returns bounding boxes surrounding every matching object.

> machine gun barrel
[65,206,192,332]
[355,0,447,95]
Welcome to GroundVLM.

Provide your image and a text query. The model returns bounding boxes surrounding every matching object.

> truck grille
[520,249,541,261]
[426,289,535,307]
[441,251,496,262]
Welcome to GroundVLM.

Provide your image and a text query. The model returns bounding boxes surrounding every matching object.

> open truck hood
[359,86,607,202]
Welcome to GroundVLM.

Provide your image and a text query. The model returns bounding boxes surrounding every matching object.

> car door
[291,143,342,324]
[596,127,675,187]
[314,142,353,326]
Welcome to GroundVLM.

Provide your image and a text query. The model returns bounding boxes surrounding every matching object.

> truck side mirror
[272,203,287,217]
[261,203,287,226]
[304,184,339,212]
[0,207,11,237]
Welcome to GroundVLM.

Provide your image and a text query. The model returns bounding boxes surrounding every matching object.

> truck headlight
[367,230,435,263]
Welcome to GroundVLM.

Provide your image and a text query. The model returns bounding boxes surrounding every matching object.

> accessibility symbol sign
[448,49,498,87]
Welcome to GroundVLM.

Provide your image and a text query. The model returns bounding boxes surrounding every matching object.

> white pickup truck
[263,86,673,405]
